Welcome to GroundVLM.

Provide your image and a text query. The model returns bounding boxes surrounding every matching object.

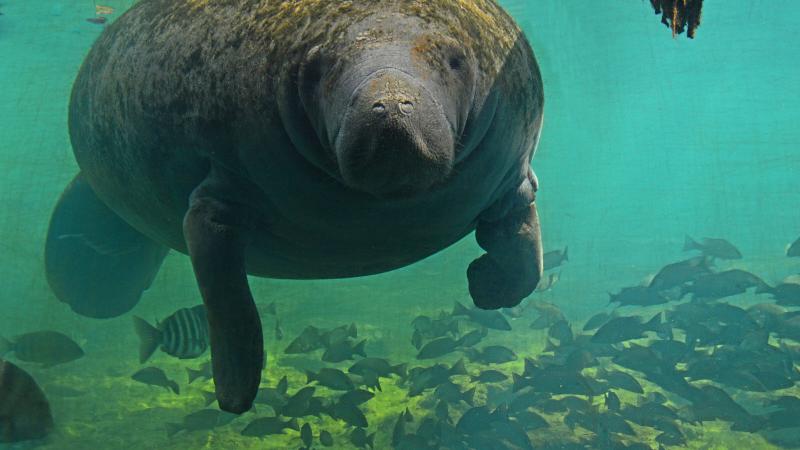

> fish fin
[644,312,662,331]
[186,367,201,384]
[305,371,316,385]
[683,235,700,252]
[392,363,407,378]
[201,390,216,406]
[348,323,358,338]
[452,301,469,317]
[755,283,774,295]
[353,339,367,357]
[543,338,558,353]
[450,358,467,376]
[169,381,180,395]
[287,418,300,431]
[277,375,288,395]
[463,387,476,406]
[45,173,169,318]
[165,422,182,437]
[133,316,162,364]
[0,336,12,356]
[367,432,376,448]
[511,373,526,392]
[562,246,568,262]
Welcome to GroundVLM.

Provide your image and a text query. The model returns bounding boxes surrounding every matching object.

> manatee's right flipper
[45,173,169,318]
[183,178,263,414]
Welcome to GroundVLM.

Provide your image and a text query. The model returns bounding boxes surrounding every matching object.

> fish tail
[348,323,358,338]
[186,367,201,384]
[462,347,477,362]
[392,363,407,378]
[132,315,161,363]
[277,375,288,395]
[286,418,300,431]
[452,301,469,317]
[511,373,527,392]
[169,381,180,395]
[353,339,367,357]
[543,338,558,353]
[644,312,662,331]
[165,422,182,437]
[367,432,376,448]
[463,387,476,406]
[305,370,316,385]
[450,358,467,376]
[683,235,700,252]
[200,390,216,406]
[755,282,773,295]
[562,246,569,262]
[0,336,12,356]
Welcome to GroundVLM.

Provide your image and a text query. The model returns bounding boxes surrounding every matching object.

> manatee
[45,0,544,413]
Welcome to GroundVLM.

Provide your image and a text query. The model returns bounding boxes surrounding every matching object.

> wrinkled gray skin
[63,0,544,413]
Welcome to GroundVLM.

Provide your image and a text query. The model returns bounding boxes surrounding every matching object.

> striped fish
[133,305,209,363]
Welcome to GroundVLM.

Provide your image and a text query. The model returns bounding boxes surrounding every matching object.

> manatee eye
[448,56,463,71]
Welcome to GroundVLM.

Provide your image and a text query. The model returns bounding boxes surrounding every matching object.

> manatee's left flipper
[45,173,169,318]
[183,180,263,414]
[468,171,542,310]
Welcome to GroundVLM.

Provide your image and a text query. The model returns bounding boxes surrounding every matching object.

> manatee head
[294,13,478,198]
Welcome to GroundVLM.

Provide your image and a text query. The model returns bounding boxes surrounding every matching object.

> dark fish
[254,375,289,409]
[596,368,644,394]
[543,246,568,270]
[471,369,508,383]
[0,359,54,443]
[591,313,664,344]
[186,360,212,383]
[452,302,511,331]
[582,311,615,331]
[411,329,423,349]
[466,345,517,364]
[300,422,312,448]
[416,336,464,359]
[133,305,209,363]
[604,391,621,412]
[86,16,107,24]
[609,285,668,307]
[412,314,460,340]
[648,255,712,291]
[683,269,766,300]
[131,367,179,394]
[349,357,406,379]
[548,319,573,344]
[241,417,299,437]
[274,318,284,341]
[319,429,334,446]
[322,338,366,363]
[407,359,467,396]
[327,398,368,427]
[321,323,358,347]
[284,326,324,354]
[458,328,487,347]
[0,331,84,367]
[434,380,475,406]
[530,302,565,330]
[349,427,375,449]
[165,409,236,437]
[684,235,742,259]
[513,367,595,395]
[306,368,355,391]
[435,400,451,423]
[339,389,374,406]
[757,282,800,307]
[788,237,800,257]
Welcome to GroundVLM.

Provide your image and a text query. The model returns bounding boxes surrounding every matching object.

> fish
[306,368,355,391]
[300,422,312,449]
[349,427,375,449]
[452,302,511,331]
[458,328,488,347]
[407,359,467,396]
[348,357,406,379]
[241,416,299,437]
[471,369,508,383]
[338,389,374,406]
[274,317,284,341]
[682,269,766,300]
[548,319,573,344]
[95,4,114,15]
[604,391,621,412]
[254,375,289,409]
[582,311,616,331]
[131,367,179,394]
[86,16,107,24]
[321,323,358,348]
[327,397,368,427]
[186,360,212,384]
[788,237,800,257]
[0,359,54,443]
[757,282,800,307]
[284,326,325,354]
[513,367,595,396]
[684,235,742,259]
[543,246,568,270]
[609,285,669,307]
[535,272,560,292]
[165,409,236,437]
[0,331,84,367]
[596,368,644,394]
[412,314,460,340]
[433,380,475,406]
[530,301,566,330]
[319,429,334,446]
[591,313,665,344]
[648,255,713,291]
[322,339,366,363]
[466,345,517,364]
[133,305,209,363]
[416,336,464,359]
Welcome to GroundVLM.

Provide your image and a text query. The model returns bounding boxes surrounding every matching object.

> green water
[0,0,798,449]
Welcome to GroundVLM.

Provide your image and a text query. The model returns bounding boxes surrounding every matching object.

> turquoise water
[0,1,798,449]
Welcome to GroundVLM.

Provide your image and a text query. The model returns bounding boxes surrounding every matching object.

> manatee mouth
[334,69,455,197]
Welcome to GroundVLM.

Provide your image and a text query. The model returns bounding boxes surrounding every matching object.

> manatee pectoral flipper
[183,180,263,414]
[45,173,169,318]
[468,171,542,309]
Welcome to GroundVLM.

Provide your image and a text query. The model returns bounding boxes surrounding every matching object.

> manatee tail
[45,173,169,318]
[133,316,162,363]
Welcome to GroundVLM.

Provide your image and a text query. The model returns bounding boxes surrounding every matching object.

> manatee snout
[335,69,454,197]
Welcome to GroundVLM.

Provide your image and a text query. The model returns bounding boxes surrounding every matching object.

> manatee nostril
[399,101,414,115]
[372,102,386,113]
